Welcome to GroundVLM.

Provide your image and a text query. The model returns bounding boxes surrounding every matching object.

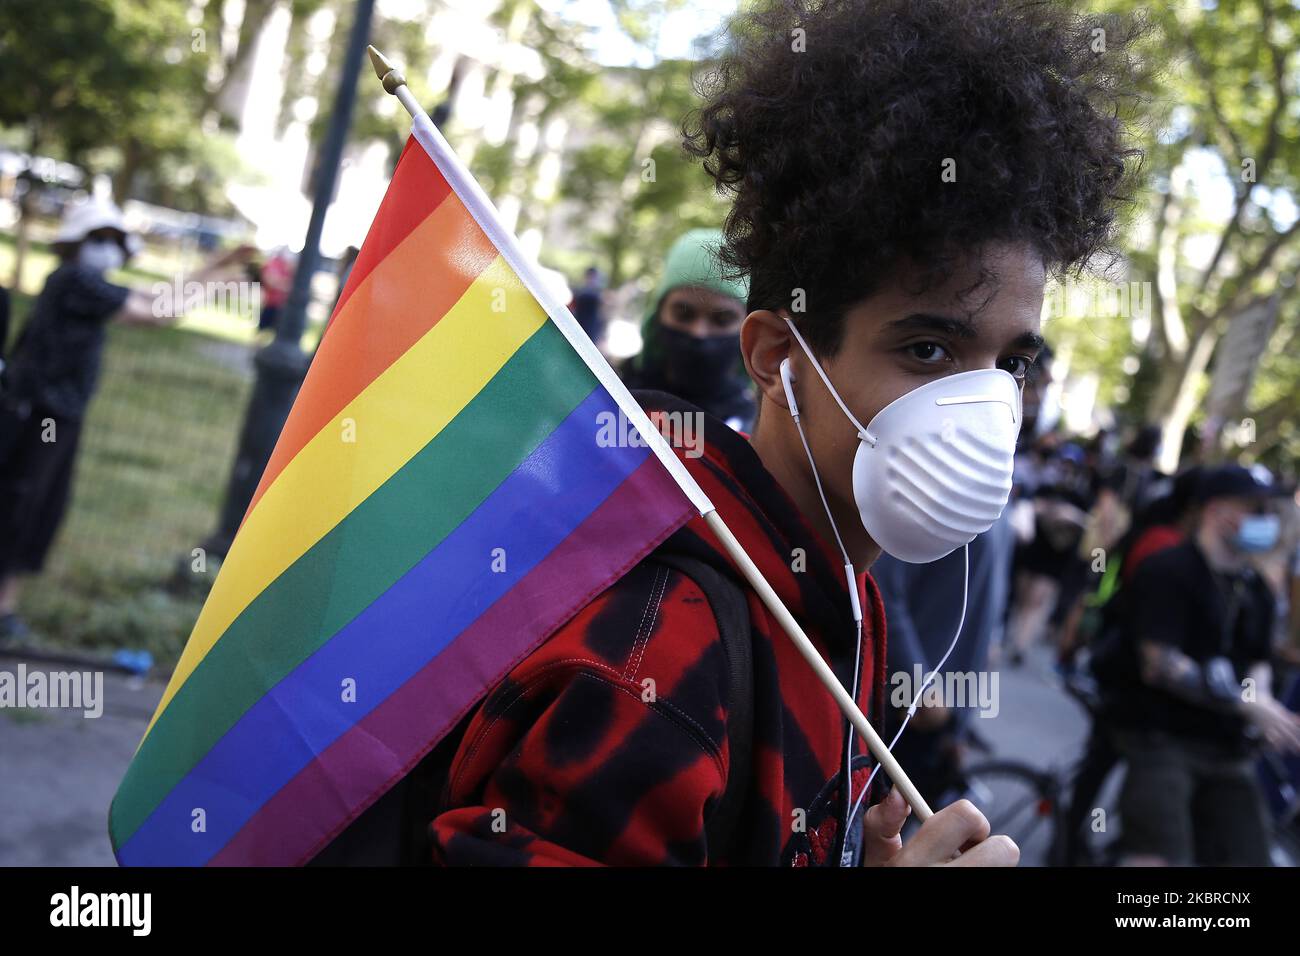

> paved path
[0,655,164,866]
[0,644,1089,867]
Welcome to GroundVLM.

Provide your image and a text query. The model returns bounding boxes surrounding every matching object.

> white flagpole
[368,47,933,823]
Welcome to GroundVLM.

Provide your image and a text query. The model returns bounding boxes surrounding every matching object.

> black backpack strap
[650,553,754,863]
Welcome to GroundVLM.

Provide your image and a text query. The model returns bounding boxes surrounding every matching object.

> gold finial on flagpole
[367,45,406,94]
[368,45,422,119]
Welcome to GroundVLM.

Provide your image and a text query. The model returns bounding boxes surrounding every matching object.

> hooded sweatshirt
[624,230,756,431]
[429,391,887,866]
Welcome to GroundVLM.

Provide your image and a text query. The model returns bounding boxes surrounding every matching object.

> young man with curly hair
[424,0,1141,866]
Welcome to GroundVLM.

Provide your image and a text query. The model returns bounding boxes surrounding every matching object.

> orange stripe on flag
[330,136,452,321]
[247,194,498,516]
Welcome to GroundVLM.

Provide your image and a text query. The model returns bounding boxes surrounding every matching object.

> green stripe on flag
[110,321,598,847]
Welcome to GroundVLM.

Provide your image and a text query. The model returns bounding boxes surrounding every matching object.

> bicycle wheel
[1052,759,1125,867]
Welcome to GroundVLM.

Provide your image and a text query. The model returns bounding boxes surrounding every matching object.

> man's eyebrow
[884,313,980,340]
[884,313,1046,352]
[1009,331,1047,352]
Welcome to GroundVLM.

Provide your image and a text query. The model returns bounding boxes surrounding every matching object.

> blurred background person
[1289,523,1300,668]
[570,265,606,345]
[0,197,247,641]
[0,283,10,375]
[331,245,360,316]
[1105,424,1167,517]
[1056,463,1204,864]
[1056,424,1169,666]
[621,228,753,431]
[255,246,295,333]
[1004,439,1093,666]
[1102,465,1300,865]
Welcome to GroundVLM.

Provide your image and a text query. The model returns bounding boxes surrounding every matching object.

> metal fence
[16,320,255,658]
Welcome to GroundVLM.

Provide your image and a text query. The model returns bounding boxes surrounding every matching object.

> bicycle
[935,666,1300,866]
[963,678,1123,867]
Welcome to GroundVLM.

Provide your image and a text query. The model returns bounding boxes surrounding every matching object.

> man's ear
[741,309,794,412]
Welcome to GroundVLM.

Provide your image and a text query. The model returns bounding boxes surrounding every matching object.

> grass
[2,228,277,668]
[16,322,254,667]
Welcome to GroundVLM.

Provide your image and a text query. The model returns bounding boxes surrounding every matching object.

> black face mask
[657,325,742,397]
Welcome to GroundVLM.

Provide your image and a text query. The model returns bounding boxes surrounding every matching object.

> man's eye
[905,342,950,363]
[1000,356,1033,380]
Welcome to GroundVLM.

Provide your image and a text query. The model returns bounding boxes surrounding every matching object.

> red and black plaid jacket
[430,393,887,865]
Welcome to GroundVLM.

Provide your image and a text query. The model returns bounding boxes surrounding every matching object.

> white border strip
[407,110,713,516]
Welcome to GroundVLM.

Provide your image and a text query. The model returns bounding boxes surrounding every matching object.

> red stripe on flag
[329,136,451,320]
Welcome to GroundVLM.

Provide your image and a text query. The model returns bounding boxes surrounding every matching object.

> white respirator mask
[778,317,1023,861]
[781,317,1022,564]
[77,239,126,275]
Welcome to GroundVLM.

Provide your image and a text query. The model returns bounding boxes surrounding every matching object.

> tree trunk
[10,189,34,292]
[201,0,277,119]
[9,119,42,292]
[1155,324,1218,474]
[112,138,143,204]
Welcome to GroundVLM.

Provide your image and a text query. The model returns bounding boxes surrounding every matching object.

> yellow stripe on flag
[247,194,494,511]
[142,256,547,742]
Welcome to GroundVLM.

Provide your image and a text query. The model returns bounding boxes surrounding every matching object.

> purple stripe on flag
[210,456,695,866]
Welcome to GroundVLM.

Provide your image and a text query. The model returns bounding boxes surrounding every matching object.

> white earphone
[777,354,860,620]
[779,344,972,860]
[779,357,801,421]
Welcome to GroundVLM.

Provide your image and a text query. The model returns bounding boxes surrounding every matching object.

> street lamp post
[201,0,376,560]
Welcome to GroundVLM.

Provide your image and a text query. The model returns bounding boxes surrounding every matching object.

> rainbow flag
[109,113,710,866]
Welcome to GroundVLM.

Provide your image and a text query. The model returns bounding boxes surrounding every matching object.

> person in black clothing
[622,229,755,432]
[1005,440,1094,664]
[1109,464,1300,865]
[0,284,11,369]
[1107,424,1165,514]
[1056,425,1170,670]
[1056,464,1202,864]
[0,198,249,640]
[570,266,605,344]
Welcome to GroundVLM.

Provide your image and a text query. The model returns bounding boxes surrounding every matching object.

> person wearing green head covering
[624,228,754,431]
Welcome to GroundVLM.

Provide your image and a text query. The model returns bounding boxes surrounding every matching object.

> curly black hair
[683,0,1146,355]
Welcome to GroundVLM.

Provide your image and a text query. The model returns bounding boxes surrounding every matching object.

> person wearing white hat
[0,197,250,640]
[51,196,140,264]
